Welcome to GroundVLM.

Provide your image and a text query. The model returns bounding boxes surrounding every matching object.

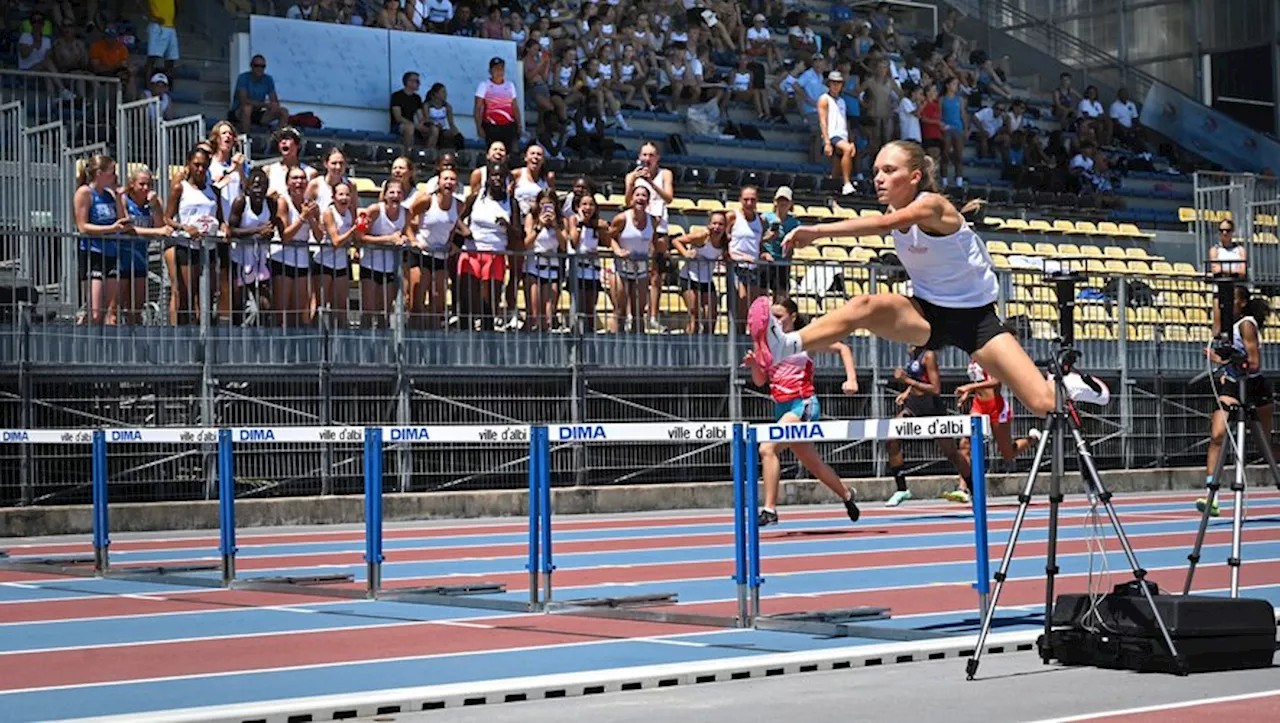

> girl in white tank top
[607,186,656,333]
[307,148,350,214]
[163,147,222,326]
[405,168,461,329]
[272,165,321,328]
[359,180,409,329]
[568,192,608,333]
[226,168,276,324]
[727,188,765,333]
[513,145,554,217]
[317,181,360,330]
[523,188,567,331]
[672,211,728,335]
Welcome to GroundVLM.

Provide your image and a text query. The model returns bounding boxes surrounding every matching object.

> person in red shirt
[744,298,861,527]
[919,83,944,167]
[474,57,521,154]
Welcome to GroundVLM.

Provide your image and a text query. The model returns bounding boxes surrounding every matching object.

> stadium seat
[1097,222,1124,237]
[1080,245,1104,257]
[1035,242,1058,255]
[1123,247,1152,259]
[1105,260,1129,274]
[1057,243,1080,257]
[1028,220,1054,234]
[1052,220,1076,235]
[1074,221,1099,236]
[986,240,1012,255]
[1010,241,1036,255]
[1126,260,1151,274]
[1118,223,1156,239]
[1127,325,1155,342]
[1002,219,1031,232]
[1103,246,1127,258]
[822,246,848,260]
[990,254,1010,269]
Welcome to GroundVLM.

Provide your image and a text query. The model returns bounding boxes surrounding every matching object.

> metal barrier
[1193,170,1280,284]
[0,70,120,150]
[116,96,164,179]
[157,115,207,187]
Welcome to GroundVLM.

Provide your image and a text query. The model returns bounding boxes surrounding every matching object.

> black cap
[490,57,505,67]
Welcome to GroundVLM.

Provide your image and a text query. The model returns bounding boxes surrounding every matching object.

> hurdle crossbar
[742,415,992,641]
[539,421,749,629]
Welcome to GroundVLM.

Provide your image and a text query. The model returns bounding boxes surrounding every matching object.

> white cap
[774,186,793,201]
[149,73,169,85]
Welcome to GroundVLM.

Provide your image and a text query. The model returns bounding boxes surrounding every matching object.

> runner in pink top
[744,298,862,527]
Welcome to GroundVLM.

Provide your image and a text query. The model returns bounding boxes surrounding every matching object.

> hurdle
[740,415,992,642]
[537,421,751,628]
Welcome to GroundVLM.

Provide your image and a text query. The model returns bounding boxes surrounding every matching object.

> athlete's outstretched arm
[784,195,943,249]
[822,341,859,394]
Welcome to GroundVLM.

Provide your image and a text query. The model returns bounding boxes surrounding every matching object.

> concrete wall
[1,466,1265,538]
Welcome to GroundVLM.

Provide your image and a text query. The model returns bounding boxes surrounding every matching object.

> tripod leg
[1040,412,1065,665]
[966,420,1053,680]
[1229,407,1247,597]
[1067,420,1188,674]
[1183,424,1230,595]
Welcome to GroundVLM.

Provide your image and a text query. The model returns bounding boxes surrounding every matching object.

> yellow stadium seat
[1005,302,1027,318]
[1031,321,1056,339]
[860,235,890,249]
[1126,260,1151,275]
[1010,241,1037,255]
[850,248,878,263]
[991,254,1010,269]
[1057,242,1080,257]
[822,246,848,260]
[1002,219,1031,232]
[695,198,724,213]
[1118,223,1156,239]
[1178,207,1196,223]
[1150,261,1174,275]
[1103,246,1127,258]
[601,193,627,209]
[1080,244,1104,257]
[1035,242,1058,255]
[983,217,1005,229]
[1078,304,1110,322]
[1097,222,1123,237]
[1030,303,1059,320]
[1074,221,1099,236]
[805,206,835,221]
[723,200,743,214]
[1189,326,1213,342]
[860,209,882,218]
[1028,220,1054,234]
[1127,325,1155,342]
[832,205,858,219]
[668,198,696,213]
[667,224,685,237]
[1159,308,1186,324]
[1163,325,1189,342]
[1104,260,1129,274]
[1085,259,1107,273]
[1172,262,1198,275]
[1124,247,1152,259]
[352,177,379,194]
[986,240,1012,255]
[756,202,775,216]
[1052,220,1077,235]
[1127,307,1159,324]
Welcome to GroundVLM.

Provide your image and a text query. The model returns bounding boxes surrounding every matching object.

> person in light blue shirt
[229,54,290,133]
[760,186,801,300]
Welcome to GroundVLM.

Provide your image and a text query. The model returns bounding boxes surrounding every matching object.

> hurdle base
[393,583,507,597]
[0,555,99,578]
[754,607,950,642]
[544,593,743,629]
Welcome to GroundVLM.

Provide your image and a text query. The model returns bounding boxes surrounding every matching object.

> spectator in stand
[1078,85,1111,145]
[43,25,91,100]
[745,14,778,69]
[672,212,727,335]
[144,73,176,120]
[329,0,366,25]
[145,0,179,92]
[1210,219,1246,278]
[475,57,520,154]
[372,0,414,30]
[617,43,655,112]
[231,55,291,133]
[624,142,675,333]
[285,0,321,20]
[357,179,409,329]
[418,83,462,151]
[817,71,855,195]
[16,10,53,75]
[760,186,799,302]
[405,167,460,330]
[89,25,135,100]
[74,154,127,326]
[787,12,819,63]
[897,83,923,143]
[919,82,943,168]
[1109,87,1144,149]
[860,59,898,169]
[724,54,768,120]
[567,189,607,334]
[457,161,519,332]
[412,0,454,32]
[1052,72,1080,126]
[117,167,169,325]
[391,71,427,149]
[726,185,765,335]
[165,146,221,326]
[481,5,509,40]
[973,99,1009,163]
[521,188,566,332]
[939,76,967,187]
[976,58,1012,100]
[794,56,828,159]
[451,4,478,36]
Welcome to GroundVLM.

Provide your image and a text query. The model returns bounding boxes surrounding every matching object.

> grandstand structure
[1,0,1278,509]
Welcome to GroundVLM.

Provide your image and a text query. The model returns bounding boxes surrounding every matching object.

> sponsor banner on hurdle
[380,425,532,444]
[229,426,366,443]
[102,428,218,444]
[549,422,733,443]
[0,429,95,444]
[753,415,990,442]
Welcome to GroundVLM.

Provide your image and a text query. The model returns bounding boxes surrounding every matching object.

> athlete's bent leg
[790,442,860,522]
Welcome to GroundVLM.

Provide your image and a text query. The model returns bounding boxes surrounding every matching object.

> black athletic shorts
[912,297,1008,354]
[904,393,947,418]
[1221,375,1274,408]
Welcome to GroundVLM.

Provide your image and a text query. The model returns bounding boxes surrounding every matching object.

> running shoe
[843,491,861,523]
[1195,498,1221,517]
[758,508,779,527]
[943,489,971,504]
[1029,428,1042,441]
[748,295,798,369]
[885,489,912,507]
[1061,370,1111,406]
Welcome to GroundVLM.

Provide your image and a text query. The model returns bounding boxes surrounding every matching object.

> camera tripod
[1183,274,1280,598]
[965,270,1184,679]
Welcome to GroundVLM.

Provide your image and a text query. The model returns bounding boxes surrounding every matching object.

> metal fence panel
[0,70,120,150]
[157,116,207,189]
[116,96,163,180]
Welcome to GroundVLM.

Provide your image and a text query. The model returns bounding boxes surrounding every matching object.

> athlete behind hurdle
[752,140,1107,428]
[952,357,1041,504]
[885,345,972,507]
[744,298,862,528]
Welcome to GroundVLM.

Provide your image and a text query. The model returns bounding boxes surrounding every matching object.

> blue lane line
[36,497,1280,566]
[0,600,502,654]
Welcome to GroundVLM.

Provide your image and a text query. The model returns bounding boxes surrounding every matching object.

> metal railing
[0,70,121,150]
[1192,170,1280,284]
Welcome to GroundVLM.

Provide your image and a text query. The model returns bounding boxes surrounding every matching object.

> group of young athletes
[742,138,1271,528]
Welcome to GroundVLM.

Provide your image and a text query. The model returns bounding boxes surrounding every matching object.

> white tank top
[574,223,601,281]
[634,170,669,230]
[730,211,763,268]
[1215,243,1245,273]
[731,71,751,92]
[617,211,653,277]
[467,196,512,252]
[891,219,1000,308]
[266,161,314,198]
[315,205,352,270]
[681,233,723,283]
[273,195,315,268]
[1232,316,1262,377]
[416,194,458,259]
[823,92,849,140]
[362,203,404,274]
[231,196,272,278]
[513,169,548,216]
[209,156,242,221]
[311,175,347,213]
[176,180,219,249]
